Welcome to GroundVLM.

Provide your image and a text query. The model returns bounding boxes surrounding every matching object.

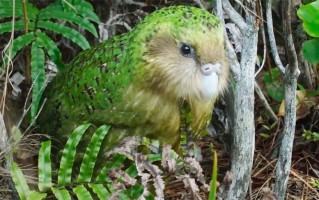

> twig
[254,81,278,122]
[0,0,17,115]
[266,0,285,74]
[193,0,206,10]
[290,169,319,197]
[18,72,50,131]
[252,158,277,177]
[214,0,240,78]
[254,0,266,77]
[22,0,31,85]
[273,1,300,199]
[222,0,247,31]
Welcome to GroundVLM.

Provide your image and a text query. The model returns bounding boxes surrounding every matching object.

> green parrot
[37,6,229,153]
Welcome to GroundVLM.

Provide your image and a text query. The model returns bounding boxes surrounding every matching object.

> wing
[37,33,138,137]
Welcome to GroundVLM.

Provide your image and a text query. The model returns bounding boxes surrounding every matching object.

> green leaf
[10,161,30,200]
[96,154,126,182]
[38,141,52,192]
[2,33,35,68]
[147,154,162,163]
[62,0,99,23]
[118,191,130,200]
[0,0,39,19]
[73,185,93,200]
[61,0,77,12]
[259,133,271,138]
[145,194,155,200]
[126,164,138,178]
[77,125,111,183]
[38,9,98,37]
[125,184,144,199]
[58,124,91,186]
[37,20,90,50]
[297,0,319,37]
[302,39,319,64]
[27,191,47,200]
[263,68,285,102]
[0,21,26,35]
[88,184,110,199]
[35,30,65,70]
[0,0,22,18]
[30,42,45,120]
[74,4,100,23]
[11,126,22,152]
[208,151,218,200]
[52,188,72,200]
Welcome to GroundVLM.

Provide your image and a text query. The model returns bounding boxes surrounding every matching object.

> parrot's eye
[180,44,194,58]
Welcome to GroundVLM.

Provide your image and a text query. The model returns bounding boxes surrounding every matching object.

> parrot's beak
[199,63,221,100]
[200,63,222,76]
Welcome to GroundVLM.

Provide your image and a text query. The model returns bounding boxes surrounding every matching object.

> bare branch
[214,0,240,78]
[193,0,206,10]
[222,0,247,30]
[266,0,285,74]
[254,0,266,77]
[220,0,259,199]
[273,1,300,199]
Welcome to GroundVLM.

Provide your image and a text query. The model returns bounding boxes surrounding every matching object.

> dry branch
[273,1,300,199]
[265,0,285,74]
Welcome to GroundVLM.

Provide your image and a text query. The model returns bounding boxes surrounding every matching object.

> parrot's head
[129,6,229,104]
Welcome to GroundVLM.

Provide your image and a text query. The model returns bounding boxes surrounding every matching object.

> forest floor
[1,91,318,200]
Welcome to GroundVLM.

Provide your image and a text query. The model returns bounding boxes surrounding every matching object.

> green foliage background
[0,0,99,120]
[297,0,319,64]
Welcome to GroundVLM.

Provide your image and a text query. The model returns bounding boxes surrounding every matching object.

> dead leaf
[161,145,177,173]
[182,175,201,200]
[154,176,165,200]
[278,90,319,119]
[225,23,242,53]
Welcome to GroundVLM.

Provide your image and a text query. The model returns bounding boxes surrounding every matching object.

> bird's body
[37,6,229,152]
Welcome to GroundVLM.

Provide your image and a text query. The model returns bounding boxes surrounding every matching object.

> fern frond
[58,124,91,186]
[10,162,30,200]
[88,184,110,199]
[30,42,45,120]
[38,140,52,192]
[0,0,39,19]
[77,125,110,183]
[75,5,100,24]
[38,9,98,37]
[11,33,36,59]
[52,187,72,200]
[0,20,35,35]
[73,185,93,200]
[37,20,90,50]
[27,191,47,200]
[62,0,99,23]
[2,32,35,68]
[35,30,65,70]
